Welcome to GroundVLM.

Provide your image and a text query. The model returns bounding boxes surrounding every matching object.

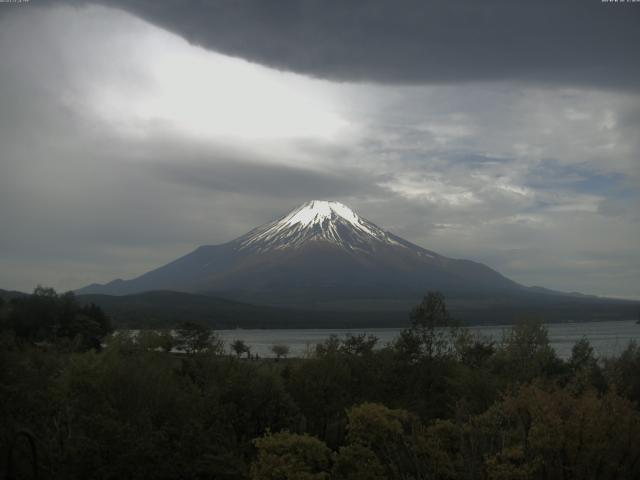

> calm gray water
[217,320,640,359]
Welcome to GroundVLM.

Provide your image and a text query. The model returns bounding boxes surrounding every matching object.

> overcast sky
[1,1,639,298]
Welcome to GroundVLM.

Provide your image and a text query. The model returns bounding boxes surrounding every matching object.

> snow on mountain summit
[280,201,374,234]
[237,200,402,252]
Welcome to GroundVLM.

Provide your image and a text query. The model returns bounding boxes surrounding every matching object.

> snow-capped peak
[236,200,402,253]
[279,200,375,236]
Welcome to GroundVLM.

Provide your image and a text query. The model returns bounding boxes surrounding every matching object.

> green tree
[49,340,245,479]
[271,344,290,360]
[474,384,640,479]
[346,403,420,478]
[570,337,596,370]
[603,340,640,403]
[395,291,456,361]
[251,431,332,480]
[8,286,59,341]
[454,329,495,368]
[492,317,562,383]
[175,321,222,355]
[179,353,300,449]
[566,337,605,393]
[7,287,112,349]
[315,335,341,357]
[0,296,7,330]
[286,353,353,440]
[332,444,386,480]
[231,339,251,358]
[414,419,463,479]
[340,333,378,356]
[136,330,175,353]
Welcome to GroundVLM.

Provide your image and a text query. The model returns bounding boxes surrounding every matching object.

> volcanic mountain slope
[78,200,528,305]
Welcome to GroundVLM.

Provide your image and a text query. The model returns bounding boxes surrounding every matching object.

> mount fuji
[78,200,530,306]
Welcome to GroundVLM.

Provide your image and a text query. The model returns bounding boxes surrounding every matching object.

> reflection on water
[216,320,640,359]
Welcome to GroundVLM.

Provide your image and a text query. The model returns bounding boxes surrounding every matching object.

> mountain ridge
[77,200,524,302]
[76,289,640,328]
[77,200,601,311]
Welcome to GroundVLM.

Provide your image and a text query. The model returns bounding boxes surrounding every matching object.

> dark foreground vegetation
[2,288,640,479]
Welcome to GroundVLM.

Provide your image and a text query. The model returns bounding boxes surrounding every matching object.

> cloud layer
[0,3,638,299]
[94,0,640,89]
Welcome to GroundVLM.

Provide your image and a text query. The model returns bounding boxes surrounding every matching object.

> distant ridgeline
[72,290,639,329]
[4,289,635,330]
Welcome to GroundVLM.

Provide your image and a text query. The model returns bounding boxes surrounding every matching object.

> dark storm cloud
[86,0,640,89]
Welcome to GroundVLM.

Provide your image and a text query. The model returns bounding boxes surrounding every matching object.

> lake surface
[217,320,640,359]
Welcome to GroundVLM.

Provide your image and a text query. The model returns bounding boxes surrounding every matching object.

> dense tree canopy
[4,286,112,350]
[1,289,640,479]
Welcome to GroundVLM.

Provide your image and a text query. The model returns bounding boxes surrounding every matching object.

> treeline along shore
[2,288,640,479]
